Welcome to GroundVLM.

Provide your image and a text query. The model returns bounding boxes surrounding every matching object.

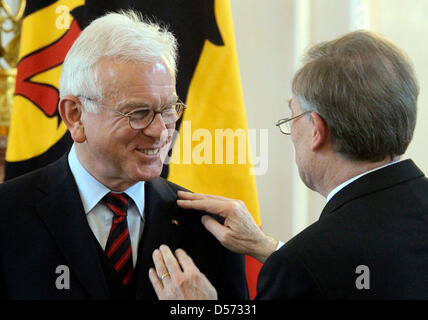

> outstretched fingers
[177,190,231,201]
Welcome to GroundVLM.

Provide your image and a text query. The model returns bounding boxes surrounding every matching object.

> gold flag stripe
[18,0,84,61]
[168,0,261,225]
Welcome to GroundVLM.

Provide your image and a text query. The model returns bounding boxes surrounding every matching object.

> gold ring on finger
[161,272,170,280]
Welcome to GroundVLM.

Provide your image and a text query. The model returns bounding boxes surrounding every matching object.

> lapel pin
[171,219,180,226]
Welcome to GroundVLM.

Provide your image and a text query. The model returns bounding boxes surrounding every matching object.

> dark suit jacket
[0,155,248,300]
[257,159,428,299]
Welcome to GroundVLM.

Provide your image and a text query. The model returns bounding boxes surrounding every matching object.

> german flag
[6,0,262,299]
[6,0,82,178]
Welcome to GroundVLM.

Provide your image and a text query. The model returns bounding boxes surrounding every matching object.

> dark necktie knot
[103,192,130,219]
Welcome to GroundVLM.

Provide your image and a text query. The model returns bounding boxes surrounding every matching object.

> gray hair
[59,10,178,113]
[292,30,419,162]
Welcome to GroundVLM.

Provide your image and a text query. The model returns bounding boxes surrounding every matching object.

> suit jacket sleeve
[256,248,324,300]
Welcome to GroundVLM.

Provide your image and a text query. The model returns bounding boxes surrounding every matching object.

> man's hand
[177,191,278,263]
[149,245,218,300]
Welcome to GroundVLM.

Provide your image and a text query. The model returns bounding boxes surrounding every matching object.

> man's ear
[58,95,86,143]
[311,112,329,151]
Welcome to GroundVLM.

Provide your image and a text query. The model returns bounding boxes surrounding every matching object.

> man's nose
[142,113,168,140]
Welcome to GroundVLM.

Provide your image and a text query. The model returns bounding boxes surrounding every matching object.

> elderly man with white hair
[0,10,248,300]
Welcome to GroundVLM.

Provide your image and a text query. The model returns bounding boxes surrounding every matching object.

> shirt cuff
[276,241,284,251]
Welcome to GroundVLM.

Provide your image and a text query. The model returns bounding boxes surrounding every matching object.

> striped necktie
[103,192,134,286]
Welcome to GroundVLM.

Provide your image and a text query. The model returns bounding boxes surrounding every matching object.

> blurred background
[230,0,428,242]
[0,0,427,246]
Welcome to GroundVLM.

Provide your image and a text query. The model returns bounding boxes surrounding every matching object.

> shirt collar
[326,160,400,203]
[68,144,145,217]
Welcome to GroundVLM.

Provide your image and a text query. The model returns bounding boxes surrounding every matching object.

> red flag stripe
[246,255,263,299]
[14,20,81,116]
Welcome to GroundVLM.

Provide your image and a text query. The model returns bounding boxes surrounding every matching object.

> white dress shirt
[276,160,400,251]
[68,144,145,267]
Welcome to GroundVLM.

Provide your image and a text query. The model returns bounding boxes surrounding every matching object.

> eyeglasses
[276,111,311,135]
[79,96,187,130]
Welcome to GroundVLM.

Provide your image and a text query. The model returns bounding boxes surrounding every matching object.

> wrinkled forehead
[114,93,179,111]
[96,56,177,106]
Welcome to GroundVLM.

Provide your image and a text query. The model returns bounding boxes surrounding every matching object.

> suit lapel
[34,155,110,299]
[136,178,184,299]
[321,159,424,219]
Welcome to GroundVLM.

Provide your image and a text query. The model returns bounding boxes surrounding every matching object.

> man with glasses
[149,31,428,299]
[0,11,248,300]
[275,99,311,136]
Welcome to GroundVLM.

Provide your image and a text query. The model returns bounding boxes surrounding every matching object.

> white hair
[59,10,178,113]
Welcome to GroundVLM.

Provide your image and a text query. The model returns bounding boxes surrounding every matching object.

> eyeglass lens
[129,104,185,129]
[279,121,291,134]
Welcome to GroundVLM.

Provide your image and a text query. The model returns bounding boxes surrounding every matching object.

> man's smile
[137,148,160,156]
